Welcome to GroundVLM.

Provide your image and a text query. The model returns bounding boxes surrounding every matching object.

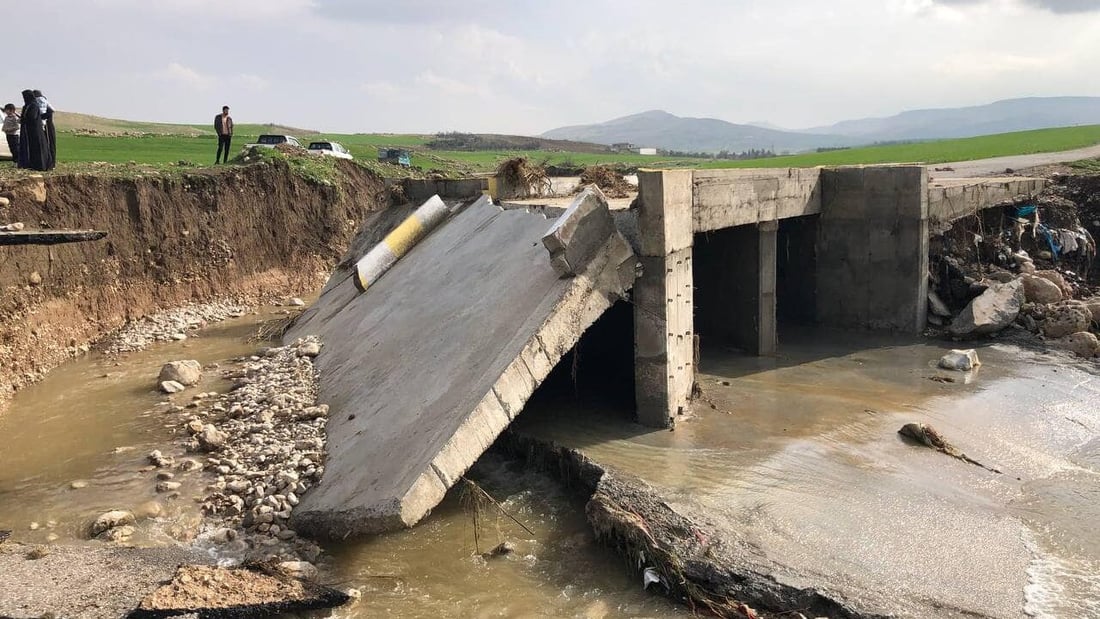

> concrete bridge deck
[286,193,635,538]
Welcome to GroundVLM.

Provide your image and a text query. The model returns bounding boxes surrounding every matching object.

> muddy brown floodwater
[0,309,686,618]
[3,312,1098,617]
[517,328,1100,618]
[0,313,268,548]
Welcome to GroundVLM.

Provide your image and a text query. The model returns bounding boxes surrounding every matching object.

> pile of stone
[104,301,249,353]
[931,252,1100,358]
[166,337,329,564]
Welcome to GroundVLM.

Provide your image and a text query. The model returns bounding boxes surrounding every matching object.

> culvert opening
[693,217,820,358]
[693,226,765,356]
[521,300,635,420]
[777,215,819,326]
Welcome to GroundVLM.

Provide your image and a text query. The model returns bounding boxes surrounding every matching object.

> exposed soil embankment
[0,161,386,400]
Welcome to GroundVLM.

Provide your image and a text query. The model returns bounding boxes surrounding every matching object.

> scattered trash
[642,567,667,591]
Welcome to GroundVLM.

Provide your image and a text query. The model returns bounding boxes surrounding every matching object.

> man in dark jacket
[214,105,233,164]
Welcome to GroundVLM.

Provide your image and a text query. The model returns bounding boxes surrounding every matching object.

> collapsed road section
[286,188,637,538]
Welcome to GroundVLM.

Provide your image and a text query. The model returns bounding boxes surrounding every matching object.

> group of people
[3,90,56,171]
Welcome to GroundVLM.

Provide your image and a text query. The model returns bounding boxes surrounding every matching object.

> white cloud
[360,81,402,99]
[238,74,270,91]
[153,62,215,91]
[9,0,1100,133]
[91,0,313,19]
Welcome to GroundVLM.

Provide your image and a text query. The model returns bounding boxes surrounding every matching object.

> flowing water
[517,329,1100,618]
[1,317,1098,617]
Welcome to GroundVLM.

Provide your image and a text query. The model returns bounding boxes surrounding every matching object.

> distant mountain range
[542,97,1100,154]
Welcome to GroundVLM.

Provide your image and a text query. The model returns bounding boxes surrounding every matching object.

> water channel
[1,314,1097,617]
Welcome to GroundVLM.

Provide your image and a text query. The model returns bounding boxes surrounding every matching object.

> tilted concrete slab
[286,194,636,538]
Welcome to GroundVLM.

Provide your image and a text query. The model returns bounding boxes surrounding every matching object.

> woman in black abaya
[18,90,52,171]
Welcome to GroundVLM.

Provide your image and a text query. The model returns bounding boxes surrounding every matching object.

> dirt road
[930,143,1100,178]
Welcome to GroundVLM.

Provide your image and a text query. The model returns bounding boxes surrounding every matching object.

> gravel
[103,301,249,354]
[151,336,329,565]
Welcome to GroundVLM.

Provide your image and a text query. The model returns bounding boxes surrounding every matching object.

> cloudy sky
[8,0,1099,134]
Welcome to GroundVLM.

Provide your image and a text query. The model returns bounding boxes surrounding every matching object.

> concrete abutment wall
[817,166,929,331]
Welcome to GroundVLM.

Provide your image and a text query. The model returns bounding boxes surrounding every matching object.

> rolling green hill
[15,112,1100,178]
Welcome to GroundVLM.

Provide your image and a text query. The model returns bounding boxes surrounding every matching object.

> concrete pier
[633,171,695,428]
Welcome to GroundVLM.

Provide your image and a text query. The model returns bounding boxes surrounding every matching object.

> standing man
[2,104,19,166]
[214,105,234,164]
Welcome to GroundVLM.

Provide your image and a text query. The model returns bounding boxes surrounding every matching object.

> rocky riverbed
[178,337,326,566]
[103,300,251,354]
[87,335,332,571]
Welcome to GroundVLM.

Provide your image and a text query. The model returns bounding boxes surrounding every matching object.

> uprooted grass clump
[578,165,634,199]
[236,146,341,186]
[494,157,550,197]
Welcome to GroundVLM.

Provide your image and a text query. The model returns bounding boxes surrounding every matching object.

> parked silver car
[307,141,354,160]
[245,134,302,149]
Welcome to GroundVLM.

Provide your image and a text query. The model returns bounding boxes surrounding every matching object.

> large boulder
[1042,305,1092,339]
[983,270,1016,284]
[949,279,1025,337]
[1034,270,1073,298]
[1021,274,1063,305]
[196,424,227,452]
[1050,332,1100,358]
[1084,299,1100,326]
[927,291,952,318]
[938,349,981,371]
[90,510,135,538]
[158,360,202,387]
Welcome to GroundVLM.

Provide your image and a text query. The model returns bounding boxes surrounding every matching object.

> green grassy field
[36,122,1100,177]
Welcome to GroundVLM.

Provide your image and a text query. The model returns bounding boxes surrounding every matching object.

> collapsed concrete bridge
[287,166,1043,538]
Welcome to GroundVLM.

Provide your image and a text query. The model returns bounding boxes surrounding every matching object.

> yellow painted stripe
[383,216,425,257]
[355,273,370,292]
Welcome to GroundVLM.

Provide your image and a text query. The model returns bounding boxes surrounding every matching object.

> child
[2,104,19,165]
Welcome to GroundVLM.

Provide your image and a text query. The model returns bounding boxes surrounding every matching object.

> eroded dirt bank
[0,161,386,400]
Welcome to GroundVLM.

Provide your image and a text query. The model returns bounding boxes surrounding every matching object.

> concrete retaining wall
[401,178,487,203]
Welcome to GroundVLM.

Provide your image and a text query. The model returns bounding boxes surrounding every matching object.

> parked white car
[245,134,302,149]
[307,141,354,160]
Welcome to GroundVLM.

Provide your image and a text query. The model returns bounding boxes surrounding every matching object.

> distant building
[611,142,636,153]
[638,147,658,156]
